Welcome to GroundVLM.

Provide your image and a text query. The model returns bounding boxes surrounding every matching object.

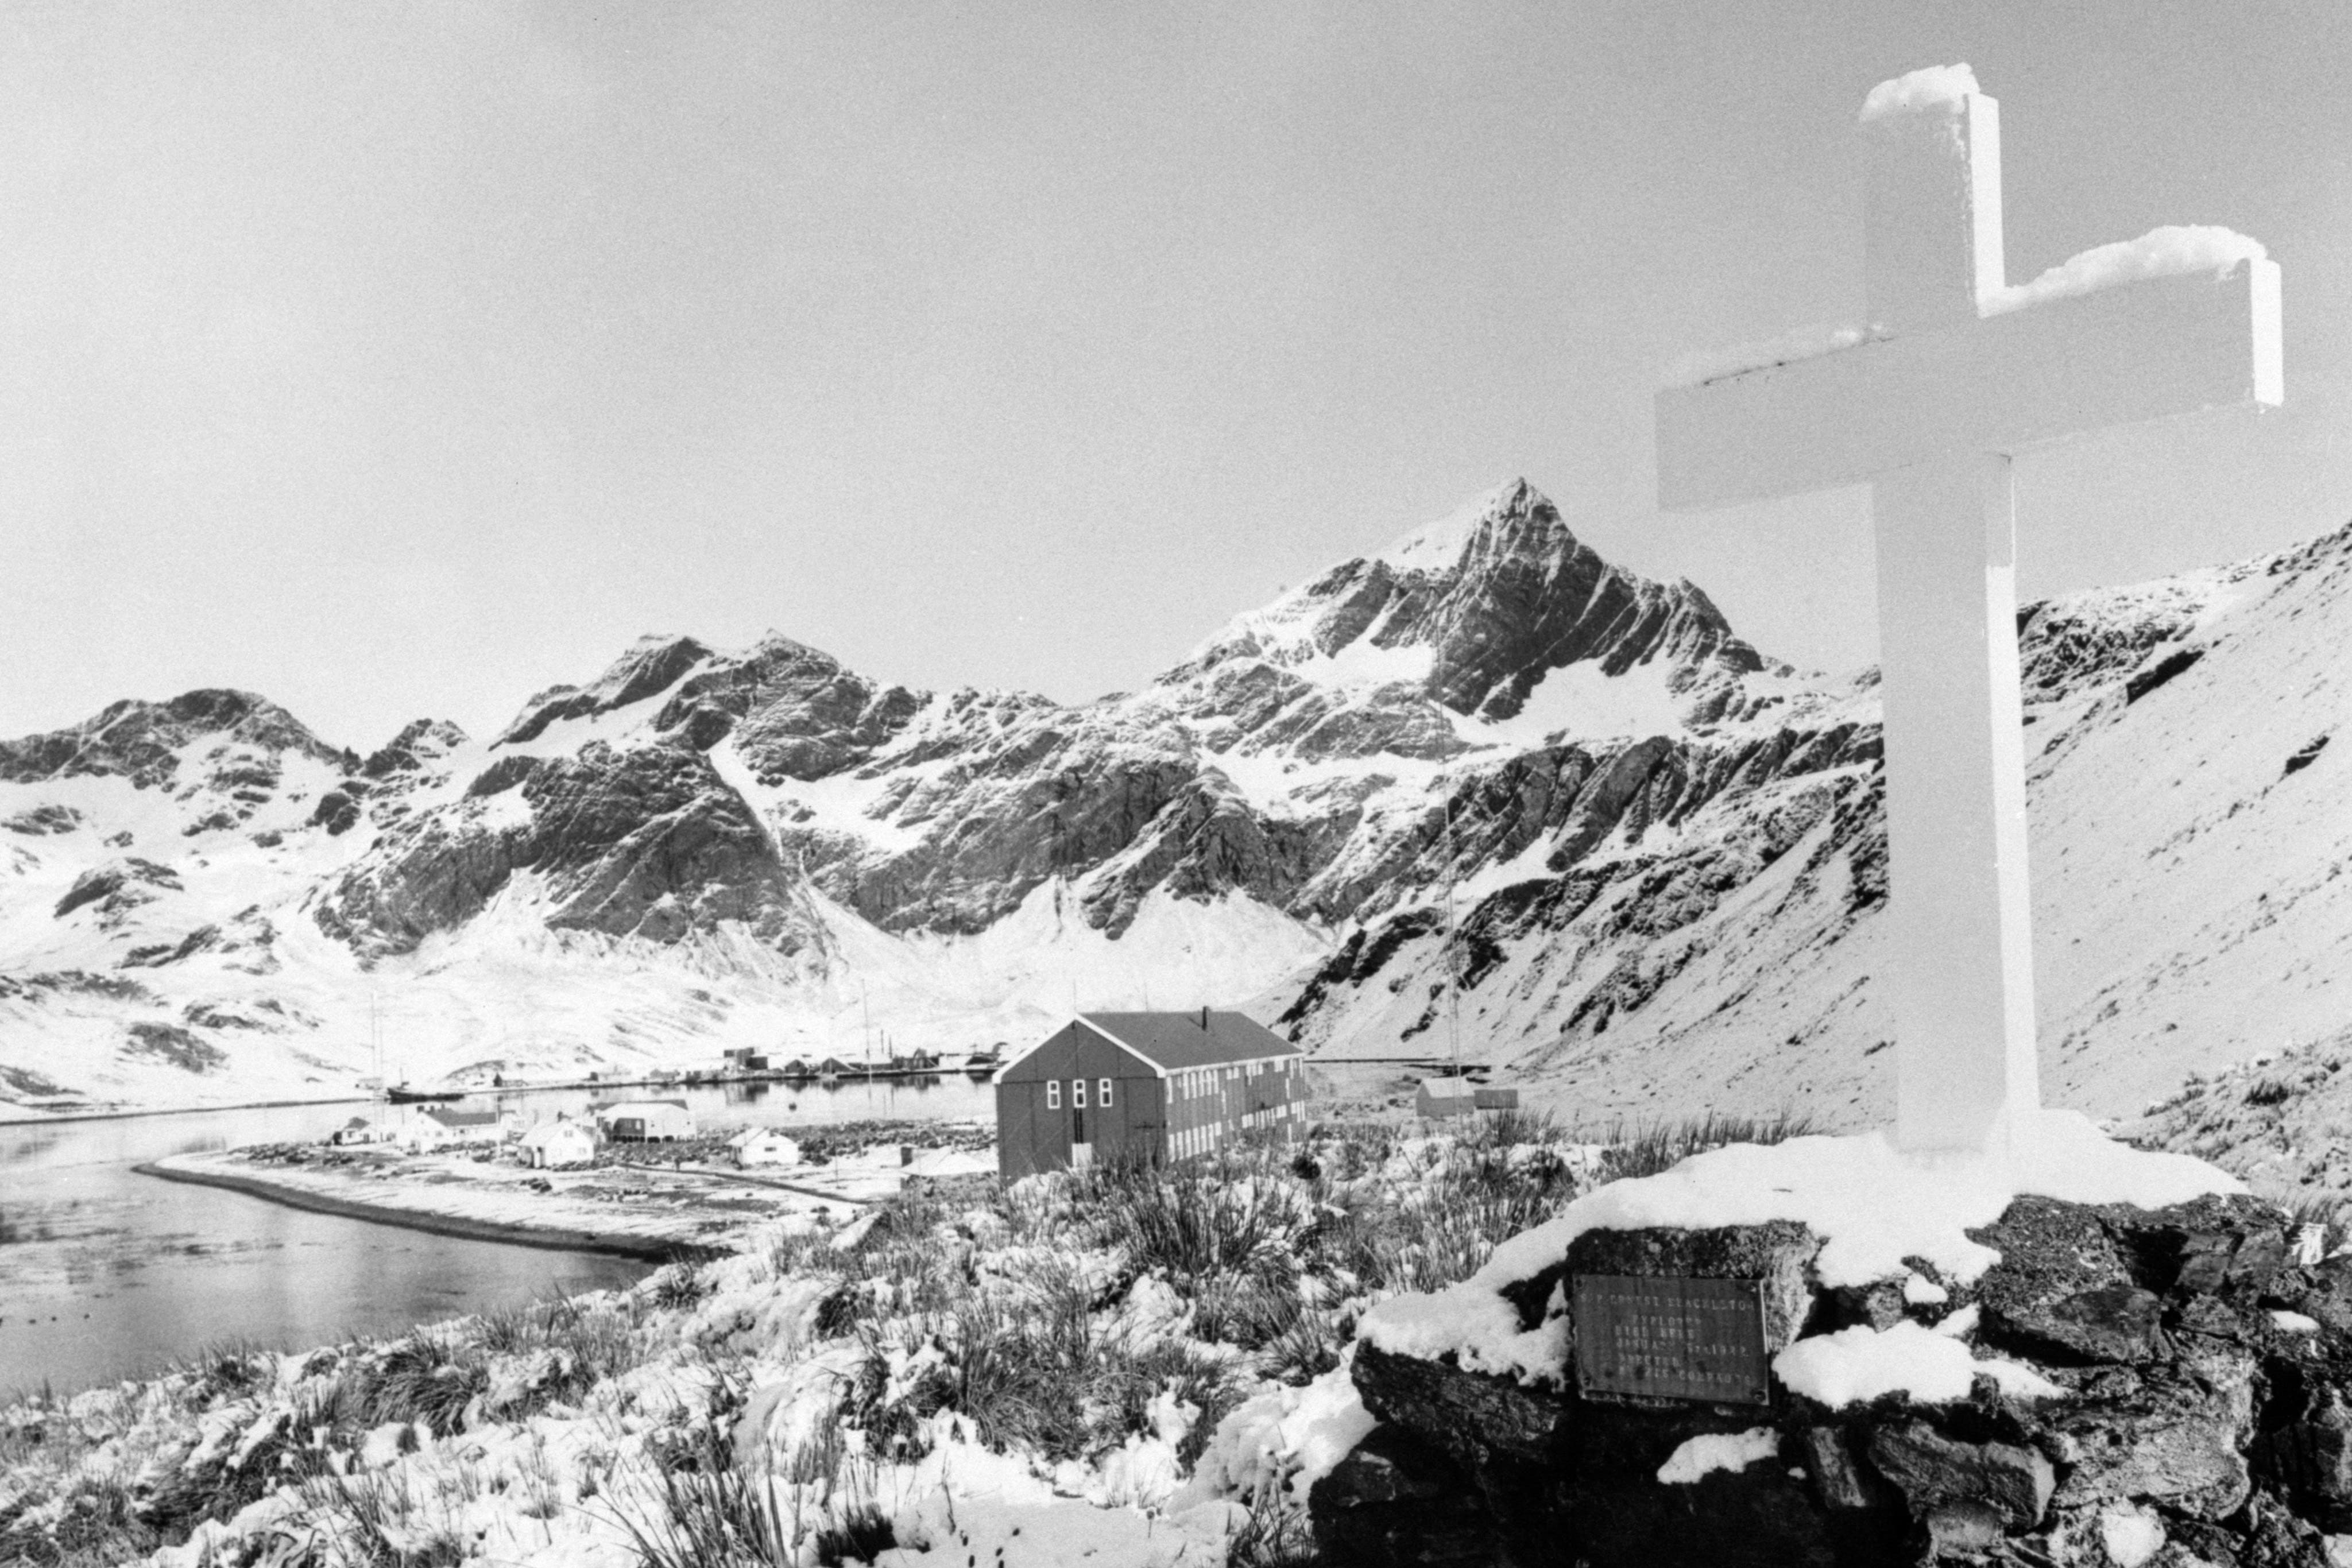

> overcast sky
[5,1,2350,748]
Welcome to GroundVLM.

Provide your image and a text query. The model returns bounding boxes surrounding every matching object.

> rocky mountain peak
[1171,480,1767,726]
[496,636,714,746]
[0,690,347,790]
[650,633,926,775]
[1370,475,1549,574]
[361,719,470,780]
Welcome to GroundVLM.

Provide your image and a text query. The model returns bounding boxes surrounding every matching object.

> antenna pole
[1444,793,1462,1078]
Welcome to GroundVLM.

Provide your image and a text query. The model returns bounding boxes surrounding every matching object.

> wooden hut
[993,1010,1305,1179]
[594,1099,695,1141]
[1415,1076,1521,1118]
[1416,1077,1479,1119]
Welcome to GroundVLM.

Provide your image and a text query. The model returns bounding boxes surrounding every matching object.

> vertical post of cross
[1862,83,2039,1153]
[1658,64,2281,1158]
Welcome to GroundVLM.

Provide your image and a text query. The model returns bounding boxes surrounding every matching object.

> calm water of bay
[0,1074,993,1396]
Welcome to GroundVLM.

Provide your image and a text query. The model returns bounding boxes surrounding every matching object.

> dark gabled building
[993,1010,1306,1179]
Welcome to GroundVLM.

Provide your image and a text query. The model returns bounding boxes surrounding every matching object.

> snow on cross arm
[1858,61,1980,123]
[1662,225,2273,390]
[1984,224,2270,316]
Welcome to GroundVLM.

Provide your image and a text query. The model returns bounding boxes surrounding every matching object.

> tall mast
[1443,793,1461,1077]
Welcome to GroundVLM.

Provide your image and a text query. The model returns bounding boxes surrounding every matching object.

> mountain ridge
[3,483,2343,1126]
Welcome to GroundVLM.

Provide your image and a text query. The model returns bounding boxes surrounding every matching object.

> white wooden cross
[1655,66,2283,1154]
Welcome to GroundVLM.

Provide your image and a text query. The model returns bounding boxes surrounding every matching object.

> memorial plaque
[1572,1273,1771,1406]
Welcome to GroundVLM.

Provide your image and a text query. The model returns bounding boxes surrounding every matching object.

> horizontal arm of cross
[1657,262,2281,511]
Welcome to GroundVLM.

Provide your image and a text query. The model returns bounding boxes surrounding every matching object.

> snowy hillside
[4,478,2347,1124]
[1289,522,2352,1134]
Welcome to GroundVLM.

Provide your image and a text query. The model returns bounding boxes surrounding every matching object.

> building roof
[595,1099,689,1116]
[1076,1011,1299,1074]
[522,1120,593,1142]
[421,1106,501,1128]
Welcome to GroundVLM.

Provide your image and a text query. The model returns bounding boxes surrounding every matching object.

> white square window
[1099,1077,1113,1107]
[1073,1079,1087,1109]
[1047,1080,1061,1109]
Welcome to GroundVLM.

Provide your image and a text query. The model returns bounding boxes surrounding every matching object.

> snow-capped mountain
[3,478,2344,1125]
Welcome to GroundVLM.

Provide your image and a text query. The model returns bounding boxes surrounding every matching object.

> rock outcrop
[0,690,348,789]
[1315,1193,2352,1566]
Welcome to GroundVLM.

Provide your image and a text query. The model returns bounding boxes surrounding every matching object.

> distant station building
[520,1118,597,1169]
[722,1048,769,1074]
[594,1099,696,1141]
[401,1105,509,1150]
[993,1010,1306,1179]
[1415,1075,1521,1120]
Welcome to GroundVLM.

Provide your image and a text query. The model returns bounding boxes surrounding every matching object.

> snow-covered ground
[0,1118,1579,1567]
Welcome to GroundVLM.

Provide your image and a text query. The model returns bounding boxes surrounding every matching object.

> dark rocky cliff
[306,479,1809,960]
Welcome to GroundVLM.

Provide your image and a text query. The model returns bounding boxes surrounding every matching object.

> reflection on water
[0,1073,992,1396]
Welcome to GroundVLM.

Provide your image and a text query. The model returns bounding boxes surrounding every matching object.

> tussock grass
[1081,1156,1310,1289]
[616,1422,895,1568]
[1224,1483,1322,1568]
[365,1333,490,1438]
[1586,1108,1817,1183]
[0,1476,157,1567]
[2284,1195,2347,1257]
[1,1106,1825,1568]
[307,1467,468,1568]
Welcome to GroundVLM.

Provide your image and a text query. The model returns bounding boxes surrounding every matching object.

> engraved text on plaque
[1572,1273,1771,1406]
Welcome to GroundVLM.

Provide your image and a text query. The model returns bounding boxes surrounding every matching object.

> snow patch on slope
[1467,659,1686,745]
[1375,485,1515,572]
[1290,638,1437,691]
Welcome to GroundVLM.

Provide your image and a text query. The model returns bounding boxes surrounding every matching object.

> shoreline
[1,1067,997,1128]
[134,1158,710,1264]
[0,1093,376,1129]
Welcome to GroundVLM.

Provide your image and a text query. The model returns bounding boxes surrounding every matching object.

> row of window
[1035,1060,1300,1111]
[1045,1077,1114,1111]
[1173,1122,1222,1159]
[1176,1058,1295,1099]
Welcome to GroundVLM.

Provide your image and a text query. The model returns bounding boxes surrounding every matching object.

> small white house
[396,1117,457,1152]
[520,1119,597,1170]
[728,1128,801,1169]
[329,1116,391,1147]
[595,1099,696,1142]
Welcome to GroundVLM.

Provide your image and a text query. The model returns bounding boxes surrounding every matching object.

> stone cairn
[1310,1193,2352,1566]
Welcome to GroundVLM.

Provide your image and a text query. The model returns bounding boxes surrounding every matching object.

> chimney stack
[1199,1006,1210,1031]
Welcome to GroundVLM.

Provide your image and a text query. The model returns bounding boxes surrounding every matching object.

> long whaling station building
[992,1009,1306,1178]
